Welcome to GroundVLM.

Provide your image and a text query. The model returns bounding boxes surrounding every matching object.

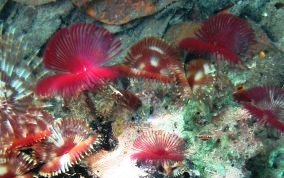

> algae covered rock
[13,0,56,6]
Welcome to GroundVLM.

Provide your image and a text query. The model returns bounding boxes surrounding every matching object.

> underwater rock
[73,0,178,25]
[260,1,284,41]
[164,21,200,46]
[183,105,263,178]
[238,0,269,22]
[193,0,238,19]
[0,0,8,12]
[111,0,194,63]
[115,14,174,63]
[4,0,73,56]
[246,51,284,87]
[245,138,284,178]
[13,0,56,6]
[269,147,284,170]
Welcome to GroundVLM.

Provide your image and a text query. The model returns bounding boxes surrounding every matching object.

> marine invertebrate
[0,151,37,178]
[10,131,51,151]
[112,90,142,112]
[186,59,215,90]
[0,108,53,177]
[0,25,42,114]
[86,125,148,178]
[0,25,61,178]
[131,130,185,164]
[234,87,284,132]
[117,37,188,87]
[1,106,53,151]
[0,24,53,151]
[180,14,255,64]
[35,118,102,177]
[36,24,121,98]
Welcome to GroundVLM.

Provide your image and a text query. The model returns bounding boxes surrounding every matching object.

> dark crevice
[0,1,16,21]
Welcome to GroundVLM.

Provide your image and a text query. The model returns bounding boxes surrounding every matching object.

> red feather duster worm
[0,150,37,178]
[0,108,54,177]
[186,59,215,89]
[34,118,102,177]
[0,108,53,151]
[234,87,284,132]
[179,14,255,64]
[131,130,185,164]
[116,37,188,87]
[36,24,121,97]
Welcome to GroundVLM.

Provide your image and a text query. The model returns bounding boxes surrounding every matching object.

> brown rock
[73,0,177,25]
[13,0,56,6]
[164,21,201,46]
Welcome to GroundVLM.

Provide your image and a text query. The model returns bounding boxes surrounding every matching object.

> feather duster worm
[0,24,43,115]
[1,113,42,177]
[0,108,53,151]
[234,87,284,132]
[131,130,185,164]
[86,125,148,178]
[35,118,102,177]
[0,24,51,153]
[0,25,54,177]
[36,24,121,98]
[0,151,37,178]
[186,59,215,89]
[111,90,142,112]
[116,37,188,87]
[10,130,51,151]
[179,14,255,64]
